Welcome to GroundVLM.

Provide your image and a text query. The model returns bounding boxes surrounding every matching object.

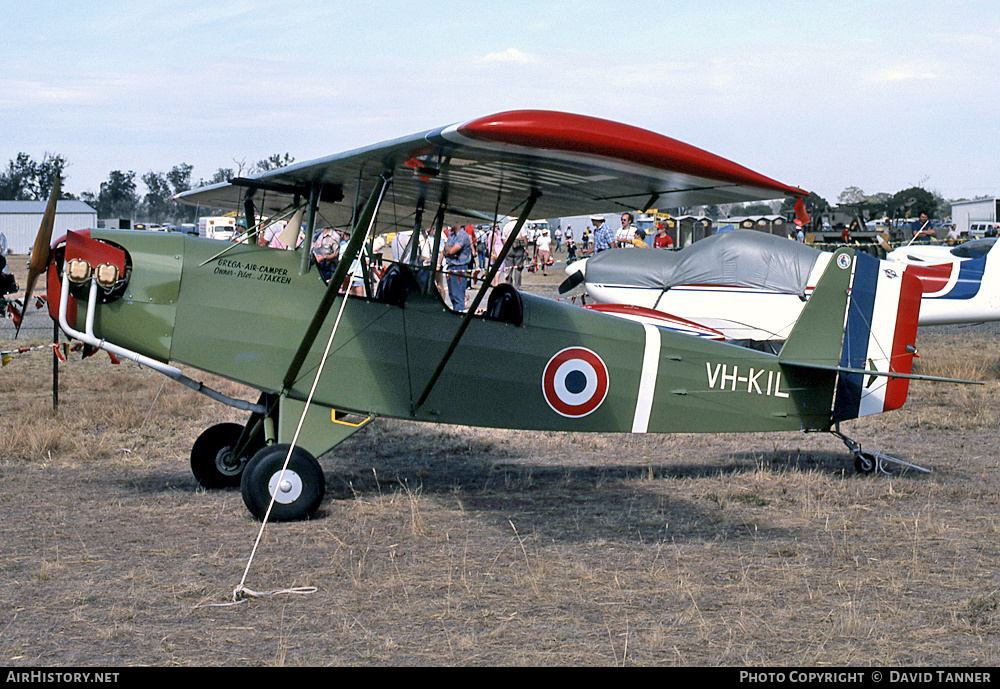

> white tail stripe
[632,323,661,433]
[858,268,904,416]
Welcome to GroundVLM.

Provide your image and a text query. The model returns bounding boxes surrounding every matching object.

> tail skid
[830,423,932,474]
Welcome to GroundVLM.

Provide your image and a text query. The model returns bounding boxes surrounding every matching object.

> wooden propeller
[16,176,60,337]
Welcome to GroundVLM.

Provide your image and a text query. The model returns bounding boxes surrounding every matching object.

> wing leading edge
[175,110,808,227]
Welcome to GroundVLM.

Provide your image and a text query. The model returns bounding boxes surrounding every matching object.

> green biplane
[26,111,971,521]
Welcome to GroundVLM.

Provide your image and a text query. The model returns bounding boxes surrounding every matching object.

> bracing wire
[228,181,389,605]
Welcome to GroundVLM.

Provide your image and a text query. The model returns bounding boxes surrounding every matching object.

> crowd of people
[585,213,673,254]
[252,212,679,313]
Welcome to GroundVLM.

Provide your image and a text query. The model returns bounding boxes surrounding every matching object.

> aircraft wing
[175,110,808,229]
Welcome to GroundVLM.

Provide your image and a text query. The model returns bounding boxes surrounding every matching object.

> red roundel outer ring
[541,347,610,418]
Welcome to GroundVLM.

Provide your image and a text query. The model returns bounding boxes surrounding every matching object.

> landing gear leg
[830,423,931,475]
[189,393,276,489]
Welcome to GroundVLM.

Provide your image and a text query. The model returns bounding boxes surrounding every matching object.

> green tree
[837,186,867,205]
[887,187,938,220]
[141,171,173,223]
[0,152,67,200]
[97,170,139,219]
[166,163,196,223]
[253,153,294,173]
[166,163,193,196]
[206,168,235,185]
[35,154,67,200]
[0,153,35,200]
[780,191,829,216]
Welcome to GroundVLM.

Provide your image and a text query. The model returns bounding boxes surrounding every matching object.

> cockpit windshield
[951,238,996,260]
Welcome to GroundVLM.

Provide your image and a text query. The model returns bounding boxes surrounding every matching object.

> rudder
[779,249,923,422]
[832,252,921,420]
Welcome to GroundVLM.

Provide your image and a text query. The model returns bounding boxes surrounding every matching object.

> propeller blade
[558,270,585,294]
[17,176,60,337]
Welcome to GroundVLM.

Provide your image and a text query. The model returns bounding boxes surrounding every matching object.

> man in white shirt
[536,229,552,275]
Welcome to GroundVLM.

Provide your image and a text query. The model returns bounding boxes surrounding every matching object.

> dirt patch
[2,249,1000,666]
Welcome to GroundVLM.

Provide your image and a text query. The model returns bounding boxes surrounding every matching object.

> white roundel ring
[542,347,609,418]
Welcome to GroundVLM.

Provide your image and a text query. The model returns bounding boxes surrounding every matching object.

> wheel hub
[267,469,303,504]
[215,447,244,476]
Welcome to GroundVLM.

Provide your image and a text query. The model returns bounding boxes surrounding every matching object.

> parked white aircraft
[562,231,1000,342]
[886,237,995,265]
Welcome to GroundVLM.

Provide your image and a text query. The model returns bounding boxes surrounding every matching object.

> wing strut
[282,173,392,392]
[406,195,425,266]
[300,183,320,276]
[425,203,447,295]
[413,189,541,413]
[243,189,256,241]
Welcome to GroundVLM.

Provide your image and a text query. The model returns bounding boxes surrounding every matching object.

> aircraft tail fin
[779,249,924,420]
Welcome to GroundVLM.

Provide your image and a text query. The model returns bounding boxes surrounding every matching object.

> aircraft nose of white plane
[565,257,588,277]
[559,257,589,294]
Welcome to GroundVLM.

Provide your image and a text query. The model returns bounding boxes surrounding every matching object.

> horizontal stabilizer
[785,361,982,386]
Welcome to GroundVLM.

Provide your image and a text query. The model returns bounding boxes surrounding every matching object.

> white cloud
[871,68,938,83]
[479,48,538,64]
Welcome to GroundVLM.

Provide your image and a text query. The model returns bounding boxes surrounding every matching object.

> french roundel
[542,347,609,418]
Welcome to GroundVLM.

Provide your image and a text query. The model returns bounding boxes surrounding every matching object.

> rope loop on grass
[234,585,318,602]
[192,585,318,609]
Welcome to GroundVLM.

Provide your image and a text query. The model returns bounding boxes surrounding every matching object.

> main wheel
[190,422,265,489]
[240,444,325,522]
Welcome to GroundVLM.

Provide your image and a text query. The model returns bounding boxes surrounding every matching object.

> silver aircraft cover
[584,230,823,296]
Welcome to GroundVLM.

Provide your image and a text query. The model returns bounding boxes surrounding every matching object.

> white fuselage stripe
[632,323,661,433]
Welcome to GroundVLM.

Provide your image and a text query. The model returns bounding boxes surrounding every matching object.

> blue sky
[3,0,998,205]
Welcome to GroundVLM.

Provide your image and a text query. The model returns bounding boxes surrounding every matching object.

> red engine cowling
[46,230,129,324]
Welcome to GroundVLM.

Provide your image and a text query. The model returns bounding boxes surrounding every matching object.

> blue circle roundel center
[564,370,587,394]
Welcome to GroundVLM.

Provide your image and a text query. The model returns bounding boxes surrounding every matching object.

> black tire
[190,422,264,489]
[240,444,325,522]
[855,452,877,474]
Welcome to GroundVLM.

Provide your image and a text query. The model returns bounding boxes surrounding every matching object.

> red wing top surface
[176,110,807,226]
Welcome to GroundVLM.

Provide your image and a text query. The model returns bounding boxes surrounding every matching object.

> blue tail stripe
[833,253,878,420]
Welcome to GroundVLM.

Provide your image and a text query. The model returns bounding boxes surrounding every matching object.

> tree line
[2,151,966,228]
[0,152,294,224]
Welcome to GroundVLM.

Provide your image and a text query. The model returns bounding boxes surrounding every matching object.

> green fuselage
[82,230,836,437]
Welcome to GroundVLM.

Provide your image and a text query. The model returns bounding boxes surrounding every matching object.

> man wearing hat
[593,214,614,253]
[653,223,673,249]
[536,227,552,275]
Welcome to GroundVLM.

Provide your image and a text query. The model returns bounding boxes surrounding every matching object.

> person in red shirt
[652,223,673,249]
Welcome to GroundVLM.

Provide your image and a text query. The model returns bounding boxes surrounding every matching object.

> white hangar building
[0,200,98,254]
[951,198,1000,237]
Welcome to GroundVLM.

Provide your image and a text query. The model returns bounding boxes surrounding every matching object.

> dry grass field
[2,249,1000,667]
